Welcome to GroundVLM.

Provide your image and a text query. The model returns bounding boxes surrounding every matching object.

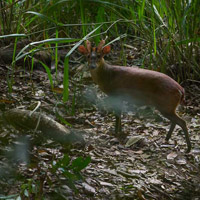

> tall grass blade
[39,61,54,89]
[63,57,69,102]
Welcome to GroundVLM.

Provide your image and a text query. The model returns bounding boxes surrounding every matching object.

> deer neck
[90,58,112,93]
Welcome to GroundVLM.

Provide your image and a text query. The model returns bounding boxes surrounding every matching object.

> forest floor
[0,47,200,200]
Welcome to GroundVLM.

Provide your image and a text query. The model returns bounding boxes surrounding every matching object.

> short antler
[97,40,105,52]
[86,40,91,53]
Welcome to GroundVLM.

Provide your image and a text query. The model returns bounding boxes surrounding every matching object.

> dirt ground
[0,56,200,199]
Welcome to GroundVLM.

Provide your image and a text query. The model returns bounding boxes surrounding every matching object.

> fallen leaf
[99,181,114,187]
[125,136,144,147]
[82,182,96,194]
[167,152,178,160]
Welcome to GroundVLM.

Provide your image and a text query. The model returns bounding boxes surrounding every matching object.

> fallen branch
[3,108,85,146]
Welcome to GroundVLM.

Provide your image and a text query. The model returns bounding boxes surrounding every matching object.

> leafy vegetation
[0,0,200,199]
[1,0,199,83]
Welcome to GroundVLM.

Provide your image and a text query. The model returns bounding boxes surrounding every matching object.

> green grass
[0,0,199,95]
[0,1,199,197]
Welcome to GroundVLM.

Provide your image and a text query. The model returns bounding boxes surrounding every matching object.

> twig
[149,184,173,200]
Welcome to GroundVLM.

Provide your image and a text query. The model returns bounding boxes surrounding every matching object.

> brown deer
[78,40,191,152]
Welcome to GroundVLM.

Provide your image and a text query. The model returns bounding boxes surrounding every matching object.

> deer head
[78,40,111,69]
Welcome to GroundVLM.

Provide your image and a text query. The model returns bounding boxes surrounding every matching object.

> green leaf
[29,38,78,45]
[63,170,75,179]
[177,37,200,45]
[53,154,70,170]
[39,61,54,89]
[61,154,71,167]
[0,34,26,39]
[0,194,19,199]
[153,5,166,26]
[26,11,59,25]
[62,24,103,103]
[55,110,72,127]
[15,38,77,62]
[71,156,91,172]
[66,24,103,58]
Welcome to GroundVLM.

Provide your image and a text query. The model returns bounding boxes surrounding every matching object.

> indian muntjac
[78,39,191,152]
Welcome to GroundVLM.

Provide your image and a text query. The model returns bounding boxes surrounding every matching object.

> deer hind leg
[162,111,191,152]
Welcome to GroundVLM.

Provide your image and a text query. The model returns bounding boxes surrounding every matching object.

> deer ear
[102,45,111,54]
[78,45,88,55]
